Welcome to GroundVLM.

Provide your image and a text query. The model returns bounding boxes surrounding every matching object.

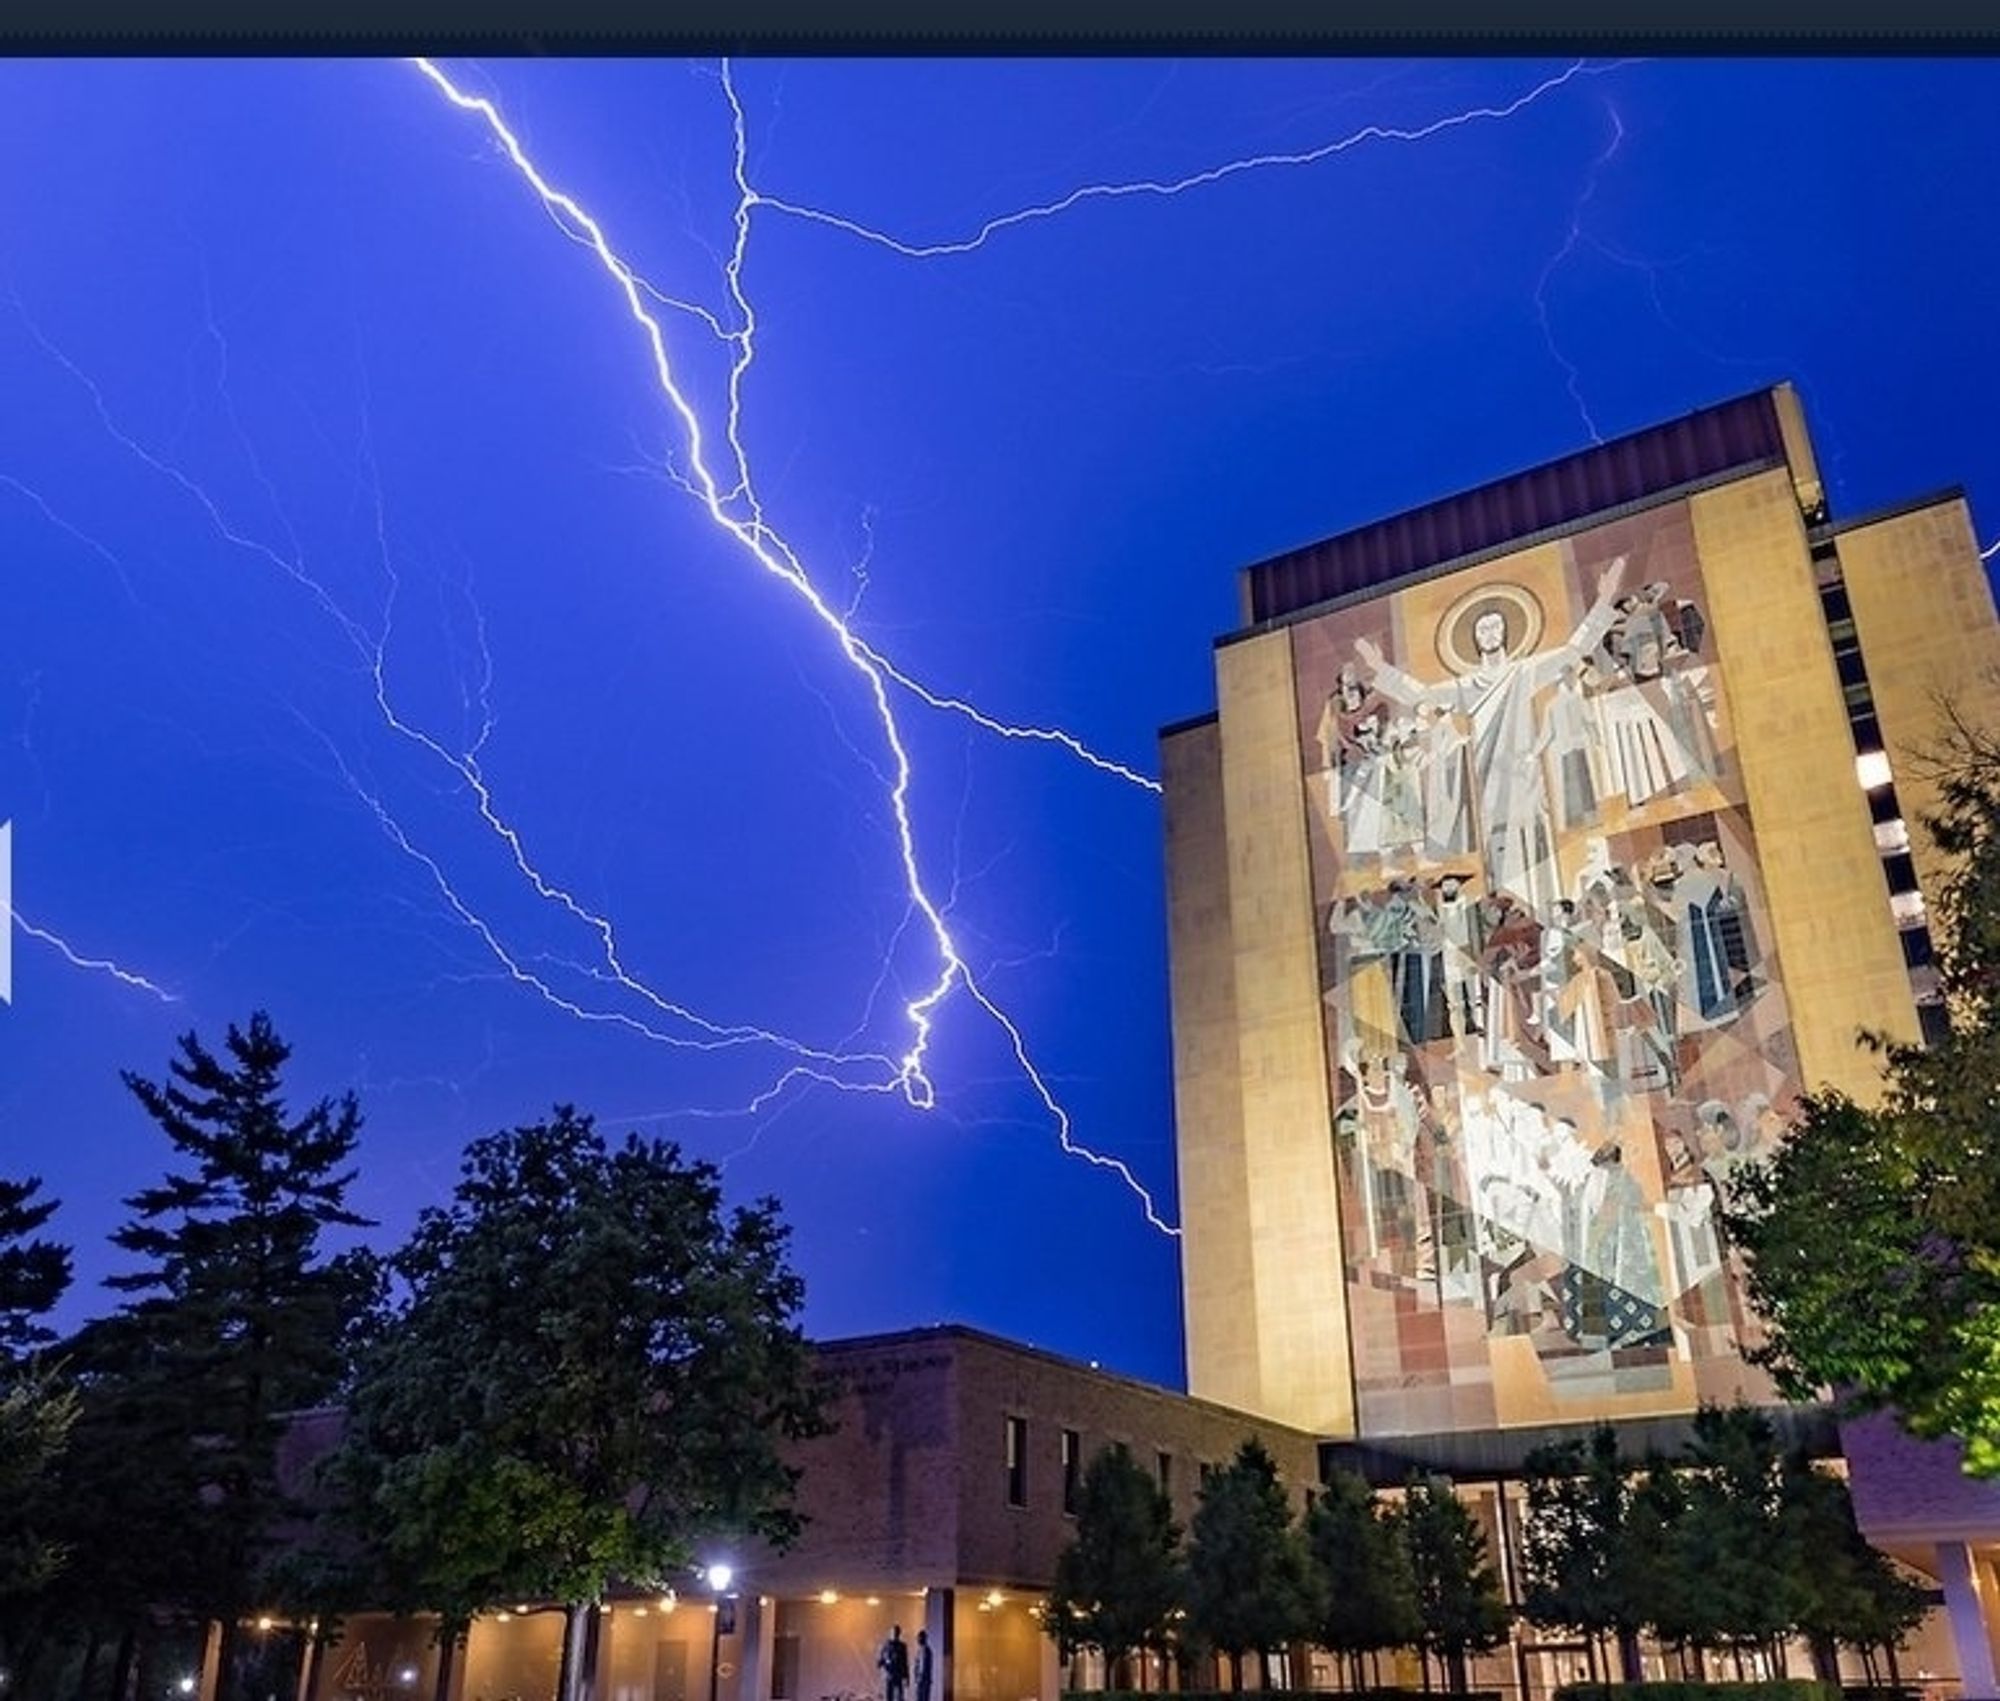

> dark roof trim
[1823,485,1970,540]
[1158,710,1221,742]
[1240,387,1788,624]
[1215,456,1788,653]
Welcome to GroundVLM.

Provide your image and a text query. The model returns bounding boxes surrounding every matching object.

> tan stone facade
[1164,385,1994,1439]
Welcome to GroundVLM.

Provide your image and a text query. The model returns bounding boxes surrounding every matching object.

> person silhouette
[878,1625,910,1701]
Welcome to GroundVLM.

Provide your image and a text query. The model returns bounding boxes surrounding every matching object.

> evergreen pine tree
[0,1175,71,1366]
[95,1012,371,1701]
[0,1176,74,1676]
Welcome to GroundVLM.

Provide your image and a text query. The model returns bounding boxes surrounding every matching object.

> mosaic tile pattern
[1291,499,1794,1435]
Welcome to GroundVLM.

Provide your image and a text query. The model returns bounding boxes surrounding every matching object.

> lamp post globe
[705,1561,736,1701]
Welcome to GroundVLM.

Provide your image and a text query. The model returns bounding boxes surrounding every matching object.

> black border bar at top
[3,0,2000,54]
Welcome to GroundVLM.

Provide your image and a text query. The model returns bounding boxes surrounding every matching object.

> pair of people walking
[877,1625,932,1701]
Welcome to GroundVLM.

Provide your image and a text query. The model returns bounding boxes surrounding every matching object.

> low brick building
[308,1327,1319,1701]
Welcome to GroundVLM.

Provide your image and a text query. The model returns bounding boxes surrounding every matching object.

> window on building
[1856,750,1895,791]
[1874,817,1912,855]
[1882,853,1920,897]
[1890,889,1929,929]
[1156,1451,1173,1496]
[1921,1001,1953,1048]
[1005,1416,1027,1509]
[1061,1429,1081,1516]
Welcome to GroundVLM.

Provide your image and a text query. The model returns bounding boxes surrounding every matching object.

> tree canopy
[1044,1442,1183,1679]
[1726,710,2000,1473]
[1520,1425,1650,1682]
[0,1175,75,1632]
[328,1107,829,1701]
[1183,1439,1316,1689]
[0,1174,71,1366]
[1303,1466,1419,1691]
[1401,1475,1508,1695]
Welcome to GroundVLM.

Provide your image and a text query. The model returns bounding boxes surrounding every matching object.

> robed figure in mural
[1351,557,1628,915]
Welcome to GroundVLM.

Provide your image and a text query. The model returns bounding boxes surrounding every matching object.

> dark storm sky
[2,57,1995,1389]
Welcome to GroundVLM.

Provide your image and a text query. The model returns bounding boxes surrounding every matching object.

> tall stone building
[1162,383,1998,1442]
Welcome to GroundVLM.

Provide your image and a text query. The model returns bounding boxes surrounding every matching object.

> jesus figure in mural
[1352,557,1627,917]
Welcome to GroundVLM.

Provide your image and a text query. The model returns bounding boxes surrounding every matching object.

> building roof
[1238,385,1794,626]
[811,1322,1320,1442]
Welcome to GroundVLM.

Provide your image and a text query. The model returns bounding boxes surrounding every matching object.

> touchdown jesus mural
[1291,497,1797,1435]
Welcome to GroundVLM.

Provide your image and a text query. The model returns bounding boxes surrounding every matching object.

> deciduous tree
[1044,1443,1183,1685]
[1725,707,2000,1473]
[1401,1476,1507,1695]
[1183,1440,1315,1691]
[1520,1425,1648,1683]
[1303,1467,1418,1691]
[329,1107,829,1701]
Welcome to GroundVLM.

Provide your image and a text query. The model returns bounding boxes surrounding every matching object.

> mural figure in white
[1352,557,1627,914]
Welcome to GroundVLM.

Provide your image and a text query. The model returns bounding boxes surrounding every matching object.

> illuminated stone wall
[1164,406,1994,1439]
[1283,485,1895,1434]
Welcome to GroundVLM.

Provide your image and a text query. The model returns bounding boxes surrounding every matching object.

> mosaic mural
[1291,499,1797,1435]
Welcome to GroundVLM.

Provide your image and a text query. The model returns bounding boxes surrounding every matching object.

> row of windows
[1810,541,1950,1048]
[1002,1415,1193,1515]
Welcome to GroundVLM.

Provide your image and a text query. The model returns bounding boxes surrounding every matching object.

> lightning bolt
[9,913,178,1003]
[409,58,1178,1234]
[1532,101,1627,446]
[755,60,1628,260]
[8,295,881,1071]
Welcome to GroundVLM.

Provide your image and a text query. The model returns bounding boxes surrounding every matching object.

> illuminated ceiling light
[819,1590,839,1605]
[496,1613,512,1624]
[255,1616,274,1632]
[984,1590,1003,1607]
[513,1604,529,1615]
[866,1596,881,1607]
[177,1683,196,1698]
[705,1562,734,1592]
[659,1593,678,1613]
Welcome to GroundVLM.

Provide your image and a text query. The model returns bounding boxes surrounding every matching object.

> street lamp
[705,1563,736,1701]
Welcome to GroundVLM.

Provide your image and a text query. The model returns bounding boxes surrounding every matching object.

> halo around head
[1435,581,1546,675]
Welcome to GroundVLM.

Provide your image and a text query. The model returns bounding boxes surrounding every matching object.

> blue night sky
[2,57,1996,1390]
